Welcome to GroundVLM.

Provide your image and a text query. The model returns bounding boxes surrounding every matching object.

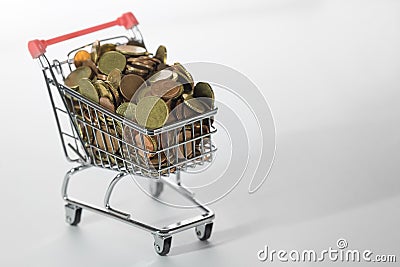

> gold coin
[99,97,115,112]
[125,103,137,121]
[90,149,108,165]
[177,128,195,159]
[94,128,119,153]
[127,57,156,67]
[134,134,157,158]
[78,78,99,103]
[94,80,113,101]
[173,63,194,93]
[132,85,152,104]
[80,108,94,122]
[137,55,152,60]
[125,65,148,75]
[135,56,162,66]
[124,103,136,121]
[190,123,210,138]
[81,59,99,74]
[97,73,107,80]
[98,51,126,75]
[116,102,137,122]
[151,79,183,100]
[155,45,167,64]
[65,66,92,89]
[157,166,176,175]
[73,50,91,68]
[90,148,105,165]
[142,59,157,67]
[116,44,147,56]
[96,110,114,129]
[104,81,120,106]
[116,102,129,116]
[135,96,169,129]
[173,62,194,83]
[183,94,207,114]
[107,68,122,90]
[130,60,154,71]
[150,152,168,166]
[99,43,116,56]
[148,57,162,65]
[120,74,146,101]
[116,103,136,138]
[126,57,138,63]
[91,40,100,64]
[76,120,94,144]
[193,82,215,108]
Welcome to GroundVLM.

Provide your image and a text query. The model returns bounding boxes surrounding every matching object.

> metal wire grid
[40,40,217,178]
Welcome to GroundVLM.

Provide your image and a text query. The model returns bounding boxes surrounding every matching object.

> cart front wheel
[65,204,82,226]
[153,235,172,256]
[149,180,164,198]
[195,222,213,241]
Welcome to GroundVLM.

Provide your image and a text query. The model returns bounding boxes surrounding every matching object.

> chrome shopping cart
[28,12,217,256]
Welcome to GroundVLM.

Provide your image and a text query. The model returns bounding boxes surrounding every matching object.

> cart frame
[29,12,217,256]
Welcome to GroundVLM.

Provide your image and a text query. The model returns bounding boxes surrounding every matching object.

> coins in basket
[64,41,216,175]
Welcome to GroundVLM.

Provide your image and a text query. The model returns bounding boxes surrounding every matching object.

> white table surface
[1,0,399,266]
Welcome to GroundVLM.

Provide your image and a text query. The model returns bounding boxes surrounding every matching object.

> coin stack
[64,40,215,173]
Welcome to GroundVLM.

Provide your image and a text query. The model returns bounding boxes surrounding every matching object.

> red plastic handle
[28,12,138,59]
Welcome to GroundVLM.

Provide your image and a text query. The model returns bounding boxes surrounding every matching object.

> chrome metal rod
[104,172,130,218]
[62,165,214,237]
[62,164,92,200]
[66,198,161,233]
[104,172,127,208]
[176,169,181,185]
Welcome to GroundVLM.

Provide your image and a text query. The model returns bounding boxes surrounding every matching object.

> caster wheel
[149,180,164,198]
[195,222,213,241]
[153,235,172,256]
[64,204,82,226]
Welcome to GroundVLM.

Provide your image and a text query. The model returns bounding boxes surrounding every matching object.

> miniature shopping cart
[28,12,217,256]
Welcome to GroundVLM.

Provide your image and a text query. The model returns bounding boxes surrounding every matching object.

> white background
[1,0,399,266]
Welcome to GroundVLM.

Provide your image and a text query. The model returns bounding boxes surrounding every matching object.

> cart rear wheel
[65,204,82,226]
[149,180,164,198]
[195,222,213,241]
[153,235,172,256]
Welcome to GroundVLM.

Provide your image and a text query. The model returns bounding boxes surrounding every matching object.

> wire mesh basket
[47,35,217,178]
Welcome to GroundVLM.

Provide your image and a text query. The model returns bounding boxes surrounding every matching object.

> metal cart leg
[149,179,164,198]
[104,172,130,218]
[62,165,215,255]
[62,164,91,226]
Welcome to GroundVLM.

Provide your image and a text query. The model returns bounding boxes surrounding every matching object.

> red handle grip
[28,12,138,59]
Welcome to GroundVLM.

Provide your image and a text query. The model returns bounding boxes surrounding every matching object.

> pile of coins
[64,40,215,173]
